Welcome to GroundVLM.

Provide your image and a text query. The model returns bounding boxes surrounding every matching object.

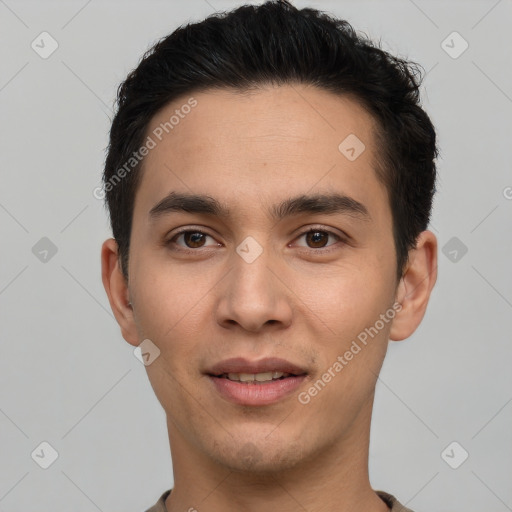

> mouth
[206,356,308,378]
[210,370,303,383]
[205,357,308,406]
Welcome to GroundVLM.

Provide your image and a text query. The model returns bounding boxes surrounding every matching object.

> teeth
[225,371,290,382]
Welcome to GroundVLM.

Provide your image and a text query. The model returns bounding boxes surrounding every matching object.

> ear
[389,230,438,341]
[101,238,139,347]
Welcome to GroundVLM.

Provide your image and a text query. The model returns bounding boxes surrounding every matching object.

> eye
[166,229,220,251]
[164,226,347,254]
[293,228,345,252]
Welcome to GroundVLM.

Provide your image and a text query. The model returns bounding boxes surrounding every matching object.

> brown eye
[182,231,207,248]
[305,230,330,248]
[167,230,219,251]
[295,228,343,251]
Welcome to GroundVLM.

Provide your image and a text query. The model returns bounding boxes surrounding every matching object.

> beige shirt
[144,489,415,511]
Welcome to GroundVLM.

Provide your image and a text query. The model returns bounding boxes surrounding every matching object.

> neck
[164,394,389,512]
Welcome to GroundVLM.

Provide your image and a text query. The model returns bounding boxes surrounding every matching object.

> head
[101,0,437,476]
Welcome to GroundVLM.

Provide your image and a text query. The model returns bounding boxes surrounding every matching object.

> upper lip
[206,357,308,376]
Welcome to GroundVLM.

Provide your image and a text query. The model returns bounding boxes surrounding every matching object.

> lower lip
[208,375,307,406]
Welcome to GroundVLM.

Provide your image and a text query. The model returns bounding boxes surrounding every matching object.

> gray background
[1,0,511,511]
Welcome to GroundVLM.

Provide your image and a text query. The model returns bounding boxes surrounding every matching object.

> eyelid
[289,225,348,253]
[165,226,220,250]
[291,224,348,242]
[165,224,348,252]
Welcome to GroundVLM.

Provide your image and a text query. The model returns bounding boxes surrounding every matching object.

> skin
[102,84,437,512]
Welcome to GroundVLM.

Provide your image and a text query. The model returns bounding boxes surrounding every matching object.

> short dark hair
[103,0,438,281]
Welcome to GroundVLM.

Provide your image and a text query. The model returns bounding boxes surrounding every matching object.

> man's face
[126,85,400,472]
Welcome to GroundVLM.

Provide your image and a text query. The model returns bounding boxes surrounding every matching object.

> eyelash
[164,226,347,255]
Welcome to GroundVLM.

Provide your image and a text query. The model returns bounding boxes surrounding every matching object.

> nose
[215,248,293,333]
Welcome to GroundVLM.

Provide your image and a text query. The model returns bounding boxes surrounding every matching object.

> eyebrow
[148,191,371,222]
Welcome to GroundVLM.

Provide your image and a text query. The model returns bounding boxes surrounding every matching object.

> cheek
[136,269,206,409]
[295,261,394,389]
[131,261,225,385]
[296,260,390,334]
[132,246,205,328]
[301,296,391,423]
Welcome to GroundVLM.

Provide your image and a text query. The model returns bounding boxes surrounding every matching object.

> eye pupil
[170,228,340,253]
[185,232,205,248]
[307,231,328,248]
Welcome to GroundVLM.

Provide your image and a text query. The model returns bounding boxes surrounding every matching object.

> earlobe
[389,230,438,342]
[101,238,139,346]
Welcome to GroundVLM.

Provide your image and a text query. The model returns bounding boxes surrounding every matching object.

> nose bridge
[216,237,292,331]
[231,241,277,306]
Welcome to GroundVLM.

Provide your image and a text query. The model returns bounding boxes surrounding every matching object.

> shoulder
[144,489,172,512]
[376,490,416,512]
[145,488,415,512]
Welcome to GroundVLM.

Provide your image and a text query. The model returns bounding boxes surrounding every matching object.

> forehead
[133,84,388,224]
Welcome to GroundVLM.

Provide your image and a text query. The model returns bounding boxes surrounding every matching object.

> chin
[209,435,309,475]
